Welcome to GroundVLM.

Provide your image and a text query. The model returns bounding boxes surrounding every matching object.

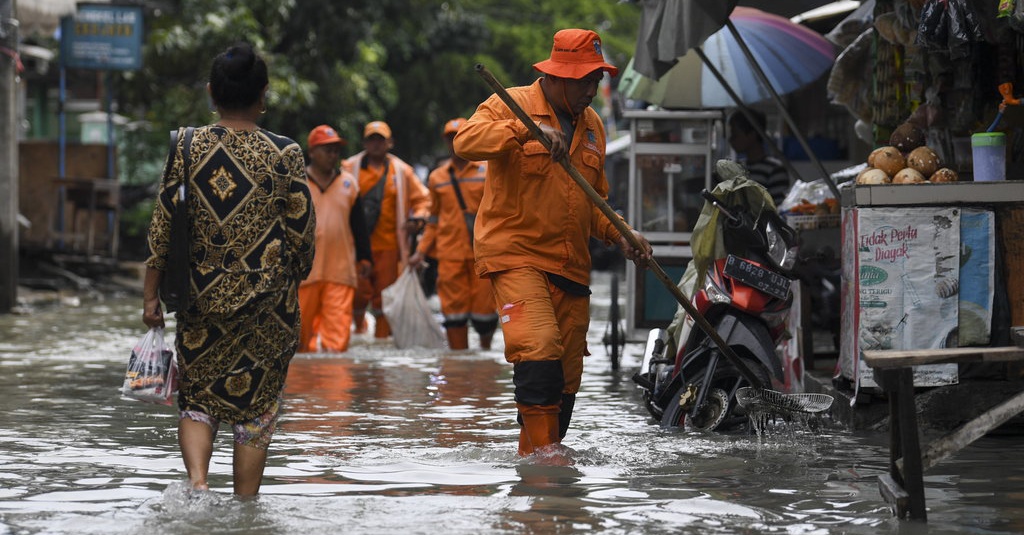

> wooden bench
[862,346,1024,521]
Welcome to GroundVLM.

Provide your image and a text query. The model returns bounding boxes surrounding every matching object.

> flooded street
[2,272,1023,534]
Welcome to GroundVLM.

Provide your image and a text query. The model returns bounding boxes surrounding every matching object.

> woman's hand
[143,297,165,329]
[142,266,166,328]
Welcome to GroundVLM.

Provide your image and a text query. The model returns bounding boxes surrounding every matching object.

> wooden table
[862,346,1024,521]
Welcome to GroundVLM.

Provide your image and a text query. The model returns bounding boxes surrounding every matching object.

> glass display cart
[622,109,725,337]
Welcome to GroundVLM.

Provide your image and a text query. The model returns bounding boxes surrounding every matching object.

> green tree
[118,0,638,168]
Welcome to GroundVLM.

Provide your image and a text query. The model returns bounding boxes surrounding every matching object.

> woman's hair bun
[222,43,257,80]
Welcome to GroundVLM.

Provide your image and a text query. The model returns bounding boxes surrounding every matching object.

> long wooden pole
[473,64,764,388]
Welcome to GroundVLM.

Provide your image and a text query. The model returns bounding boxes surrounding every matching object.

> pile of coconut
[856,123,959,185]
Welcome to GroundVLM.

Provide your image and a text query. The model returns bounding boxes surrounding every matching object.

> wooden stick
[473,63,764,388]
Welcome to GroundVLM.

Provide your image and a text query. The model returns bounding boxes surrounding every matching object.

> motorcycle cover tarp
[665,160,777,351]
[382,268,446,349]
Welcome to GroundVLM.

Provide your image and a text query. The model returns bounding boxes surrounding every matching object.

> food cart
[620,109,725,337]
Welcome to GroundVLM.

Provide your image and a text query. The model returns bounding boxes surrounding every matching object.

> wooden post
[893,368,927,521]
[0,0,18,313]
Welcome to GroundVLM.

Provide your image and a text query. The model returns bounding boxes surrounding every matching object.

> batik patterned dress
[146,125,315,422]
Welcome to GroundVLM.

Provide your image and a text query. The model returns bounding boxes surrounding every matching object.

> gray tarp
[632,0,739,80]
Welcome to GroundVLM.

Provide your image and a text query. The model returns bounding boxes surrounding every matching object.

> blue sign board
[60,4,143,71]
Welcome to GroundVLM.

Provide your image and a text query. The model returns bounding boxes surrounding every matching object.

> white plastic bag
[382,268,445,349]
[122,327,178,405]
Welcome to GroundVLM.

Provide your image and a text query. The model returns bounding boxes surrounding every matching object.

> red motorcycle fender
[679,312,784,383]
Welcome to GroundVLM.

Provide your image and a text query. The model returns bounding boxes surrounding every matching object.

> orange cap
[363,121,392,140]
[307,124,346,148]
[533,29,618,79]
[442,118,467,137]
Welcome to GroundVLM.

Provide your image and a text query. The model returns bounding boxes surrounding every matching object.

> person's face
[727,123,756,153]
[558,69,604,116]
[363,134,391,158]
[310,143,342,167]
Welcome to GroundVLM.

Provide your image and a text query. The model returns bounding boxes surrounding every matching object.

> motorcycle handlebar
[701,189,738,222]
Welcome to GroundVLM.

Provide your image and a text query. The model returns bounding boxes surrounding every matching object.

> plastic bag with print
[122,327,178,405]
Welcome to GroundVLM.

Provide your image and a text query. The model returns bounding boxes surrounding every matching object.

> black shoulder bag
[448,167,476,246]
[159,126,195,313]
[361,159,389,236]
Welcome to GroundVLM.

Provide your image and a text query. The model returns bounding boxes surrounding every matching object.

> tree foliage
[116,0,639,169]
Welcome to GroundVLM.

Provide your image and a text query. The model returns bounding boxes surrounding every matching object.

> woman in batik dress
[142,43,315,497]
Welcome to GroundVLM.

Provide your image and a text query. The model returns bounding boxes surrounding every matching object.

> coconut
[856,167,891,185]
[907,146,940,177]
[871,146,906,177]
[867,147,883,167]
[893,167,927,184]
[889,123,927,153]
[930,167,959,183]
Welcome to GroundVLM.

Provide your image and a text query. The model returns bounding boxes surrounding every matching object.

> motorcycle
[632,184,800,431]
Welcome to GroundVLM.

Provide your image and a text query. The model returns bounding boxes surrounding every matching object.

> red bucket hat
[533,29,619,79]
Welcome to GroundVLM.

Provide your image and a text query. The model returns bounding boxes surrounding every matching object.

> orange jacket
[343,152,430,264]
[303,169,360,287]
[417,159,487,261]
[454,79,621,286]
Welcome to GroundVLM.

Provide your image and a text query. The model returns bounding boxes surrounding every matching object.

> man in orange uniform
[409,118,498,350]
[454,29,651,457]
[343,121,431,339]
[299,125,372,352]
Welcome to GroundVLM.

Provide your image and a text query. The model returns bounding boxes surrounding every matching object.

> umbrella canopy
[621,7,837,109]
[632,0,739,80]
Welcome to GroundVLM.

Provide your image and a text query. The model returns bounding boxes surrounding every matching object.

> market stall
[831,0,1024,396]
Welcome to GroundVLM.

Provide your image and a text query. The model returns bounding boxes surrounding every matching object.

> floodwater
[1,272,1023,535]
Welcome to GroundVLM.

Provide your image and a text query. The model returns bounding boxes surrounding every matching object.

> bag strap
[174,127,195,206]
[447,166,468,211]
[447,166,475,246]
[181,126,194,197]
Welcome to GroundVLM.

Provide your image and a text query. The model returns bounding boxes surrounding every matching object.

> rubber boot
[558,393,576,439]
[478,329,495,350]
[446,325,469,350]
[516,403,560,456]
[374,315,391,339]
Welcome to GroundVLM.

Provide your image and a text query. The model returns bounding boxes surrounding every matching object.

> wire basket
[735,387,834,415]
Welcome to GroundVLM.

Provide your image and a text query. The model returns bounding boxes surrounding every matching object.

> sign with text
[60,4,143,71]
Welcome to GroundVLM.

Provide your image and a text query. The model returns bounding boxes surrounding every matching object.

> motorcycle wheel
[659,356,769,432]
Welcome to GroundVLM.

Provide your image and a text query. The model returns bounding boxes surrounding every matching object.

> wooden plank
[863,346,1024,369]
[878,473,910,519]
[921,389,1024,471]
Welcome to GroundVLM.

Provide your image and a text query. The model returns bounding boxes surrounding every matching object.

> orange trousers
[491,267,590,455]
[298,282,355,352]
[354,248,400,338]
[491,267,590,394]
[437,258,497,323]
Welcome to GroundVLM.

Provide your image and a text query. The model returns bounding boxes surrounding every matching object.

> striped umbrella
[621,7,837,109]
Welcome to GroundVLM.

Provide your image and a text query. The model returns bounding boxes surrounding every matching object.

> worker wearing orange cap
[455,29,652,457]
[343,121,431,339]
[409,118,497,350]
[298,125,373,353]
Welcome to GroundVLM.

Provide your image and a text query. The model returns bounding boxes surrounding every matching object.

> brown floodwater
[0,272,1022,534]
